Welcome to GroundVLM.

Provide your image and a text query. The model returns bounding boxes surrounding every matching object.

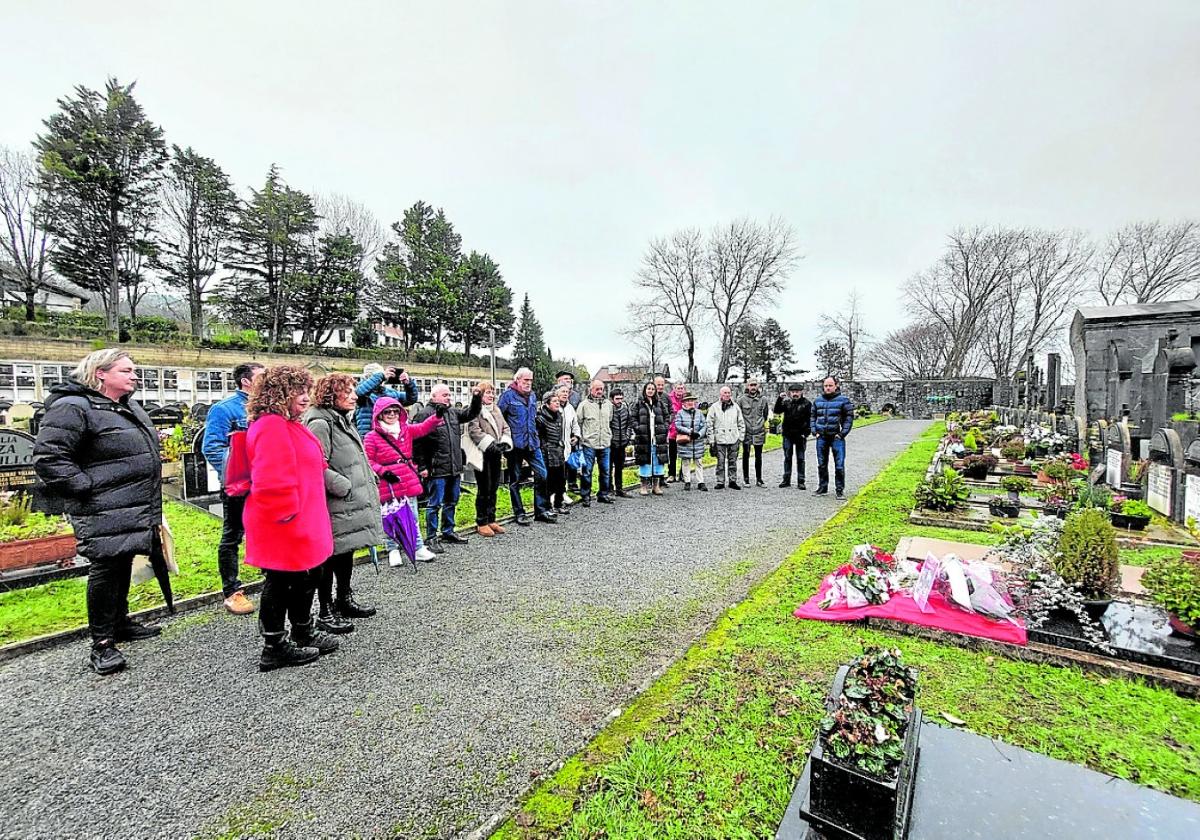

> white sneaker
[414,547,436,562]
[388,549,403,567]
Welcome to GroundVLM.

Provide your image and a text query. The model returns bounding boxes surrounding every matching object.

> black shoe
[89,641,126,676]
[516,513,533,526]
[442,532,469,545]
[698,483,709,492]
[554,506,571,516]
[714,483,725,490]
[425,539,446,555]
[814,488,828,496]
[836,490,846,500]
[616,489,633,498]
[115,619,162,642]
[597,494,615,504]
[316,606,354,634]
[756,480,765,487]
[684,483,692,491]
[729,481,741,490]
[535,513,558,524]
[779,480,791,488]
[292,625,340,655]
[798,482,807,490]
[259,639,320,672]
[337,596,376,619]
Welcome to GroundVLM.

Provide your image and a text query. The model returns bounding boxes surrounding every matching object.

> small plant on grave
[819,647,919,780]
[1141,553,1200,629]
[0,493,72,543]
[1001,438,1027,461]
[1072,480,1112,512]
[991,518,1112,652]
[1117,499,1153,519]
[1056,509,1120,600]
[915,467,968,511]
[158,425,187,463]
[962,431,978,451]
[1126,459,1148,483]
[1000,475,1032,495]
[1042,461,1075,484]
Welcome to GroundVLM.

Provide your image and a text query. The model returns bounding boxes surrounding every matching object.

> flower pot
[1166,612,1198,641]
[1006,489,1020,502]
[1036,470,1051,484]
[1110,512,1150,531]
[803,665,921,840]
[1082,598,1113,622]
[1119,482,1144,501]
[1014,464,1034,477]
[0,532,78,572]
[989,499,1020,518]
[161,461,182,481]
[1043,504,1069,519]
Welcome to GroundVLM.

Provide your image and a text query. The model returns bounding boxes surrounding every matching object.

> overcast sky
[3,1,1198,378]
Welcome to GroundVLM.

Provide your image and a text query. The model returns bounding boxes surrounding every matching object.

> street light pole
[489,328,496,385]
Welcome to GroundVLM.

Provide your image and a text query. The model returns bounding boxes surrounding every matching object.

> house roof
[1074,299,1200,324]
[0,264,90,303]
[592,363,672,383]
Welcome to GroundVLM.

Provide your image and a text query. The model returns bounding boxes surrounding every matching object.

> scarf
[379,419,401,436]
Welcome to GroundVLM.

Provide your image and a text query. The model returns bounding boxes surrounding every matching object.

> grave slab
[777,723,1200,839]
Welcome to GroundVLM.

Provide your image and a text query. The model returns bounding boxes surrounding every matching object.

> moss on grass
[494,423,1200,839]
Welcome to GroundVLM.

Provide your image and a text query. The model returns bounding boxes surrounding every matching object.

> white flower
[874,721,888,743]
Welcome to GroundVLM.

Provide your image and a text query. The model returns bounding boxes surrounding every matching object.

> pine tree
[512,293,553,390]
[289,232,364,345]
[448,251,515,358]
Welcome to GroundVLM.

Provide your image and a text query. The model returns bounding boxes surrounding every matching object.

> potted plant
[959,453,997,480]
[1111,498,1152,531]
[1001,438,1026,463]
[1141,553,1200,642]
[1055,509,1119,619]
[1041,491,1071,519]
[158,425,187,481]
[1122,460,1147,500]
[804,647,921,840]
[1038,460,1074,487]
[0,493,76,572]
[914,468,968,511]
[962,430,978,453]
[989,496,1021,518]
[1000,475,1031,502]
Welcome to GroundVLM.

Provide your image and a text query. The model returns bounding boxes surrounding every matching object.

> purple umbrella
[382,488,420,574]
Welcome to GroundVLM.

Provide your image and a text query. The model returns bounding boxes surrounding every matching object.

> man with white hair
[412,382,482,550]
[498,367,553,525]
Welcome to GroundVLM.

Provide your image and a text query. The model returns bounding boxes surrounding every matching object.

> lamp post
[489,328,496,385]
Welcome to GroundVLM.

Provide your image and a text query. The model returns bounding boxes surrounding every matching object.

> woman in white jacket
[463,381,514,537]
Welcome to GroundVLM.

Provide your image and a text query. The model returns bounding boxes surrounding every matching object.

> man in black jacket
[413,383,482,551]
[774,383,812,489]
[34,349,164,675]
[608,388,635,497]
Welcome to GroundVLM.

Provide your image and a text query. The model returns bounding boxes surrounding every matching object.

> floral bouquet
[820,563,894,609]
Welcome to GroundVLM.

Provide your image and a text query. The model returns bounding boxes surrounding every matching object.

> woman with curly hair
[303,373,386,634]
[244,365,339,671]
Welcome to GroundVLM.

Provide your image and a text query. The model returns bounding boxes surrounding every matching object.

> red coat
[363,397,441,501]
[666,391,684,440]
[243,413,333,572]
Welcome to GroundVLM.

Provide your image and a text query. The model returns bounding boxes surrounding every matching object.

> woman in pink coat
[244,365,339,672]
[363,396,441,565]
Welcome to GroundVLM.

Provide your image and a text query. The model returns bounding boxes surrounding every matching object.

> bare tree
[633,227,704,379]
[979,229,1091,379]
[619,305,679,378]
[818,289,872,380]
[871,320,949,379]
[905,227,1025,376]
[1094,221,1200,305]
[0,146,55,320]
[703,216,800,380]
[315,192,385,274]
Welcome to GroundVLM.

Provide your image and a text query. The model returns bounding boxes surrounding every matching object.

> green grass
[493,423,1200,839]
[0,500,244,644]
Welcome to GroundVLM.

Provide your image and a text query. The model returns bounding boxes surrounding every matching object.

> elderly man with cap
[737,378,771,487]
[354,363,417,437]
[774,382,812,489]
[545,370,582,491]
[673,391,708,491]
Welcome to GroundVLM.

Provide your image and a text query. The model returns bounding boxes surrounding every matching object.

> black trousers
[259,568,319,639]
[610,444,627,491]
[742,442,764,482]
[86,552,136,644]
[474,447,503,525]
[668,438,679,478]
[547,463,567,509]
[317,551,353,610]
[217,492,246,598]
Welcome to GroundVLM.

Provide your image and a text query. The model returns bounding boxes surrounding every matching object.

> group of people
[32,349,855,676]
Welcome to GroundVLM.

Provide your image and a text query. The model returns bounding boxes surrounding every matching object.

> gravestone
[1103,422,1131,488]
[1147,428,1184,520]
[147,405,184,430]
[182,430,220,500]
[1184,439,1200,530]
[1046,353,1061,409]
[0,429,60,514]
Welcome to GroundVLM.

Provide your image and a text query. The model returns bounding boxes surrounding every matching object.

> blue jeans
[781,435,807,484]
[425,477,460,539]
[506,447,550,516]
[815,435,846,492]
[579,445,611,497]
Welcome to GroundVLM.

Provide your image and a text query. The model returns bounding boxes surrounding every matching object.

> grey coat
[303,406,386,555]
[737,391,770,445]
[672,407,707,460]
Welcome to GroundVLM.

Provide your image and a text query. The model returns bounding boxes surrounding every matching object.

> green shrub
[1056,509,1119,598]
[1119,499,1153,518]
[1073,481,1112,511]
[915,467,968,511]
[962,431,978,450]
[1042,461,1074,483]
[1000,475,1031,494]
[1001,438,1026,461]
[1141,554,1200,627]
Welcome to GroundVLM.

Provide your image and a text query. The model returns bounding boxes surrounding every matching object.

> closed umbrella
[381,488,420,574]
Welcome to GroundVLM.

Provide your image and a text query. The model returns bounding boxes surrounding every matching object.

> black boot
[89,640,126,676]
[259,634,319,672]
[337,594,376,619]
[616,488,633,498]
[698,482,709,491]
[115,618,162,642]
[316,603,354,634]
[291,622,340,656]
[835,470,846,499]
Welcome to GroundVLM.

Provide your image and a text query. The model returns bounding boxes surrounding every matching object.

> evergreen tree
[289,232,364,345]
[35,78,167,330]
[449,251,515,357]
[512,293,553,390]
[757,318,797,381]
[815,340,850,379]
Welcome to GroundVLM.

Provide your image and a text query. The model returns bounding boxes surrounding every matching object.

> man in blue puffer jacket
[497,367,553,526]
[354,363,418,437]
[811,376,854,499]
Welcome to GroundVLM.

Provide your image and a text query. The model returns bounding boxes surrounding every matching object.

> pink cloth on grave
[794,579,1028,646]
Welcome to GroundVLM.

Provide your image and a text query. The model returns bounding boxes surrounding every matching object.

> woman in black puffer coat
[632,381,669,496]
[536,393,568,515]
[34,349,163,676]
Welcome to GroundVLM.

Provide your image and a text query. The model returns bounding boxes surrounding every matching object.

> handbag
[224,431,251,497]
[565,445,586,472]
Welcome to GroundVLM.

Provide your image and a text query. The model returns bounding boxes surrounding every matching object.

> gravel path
[0,420,928,840]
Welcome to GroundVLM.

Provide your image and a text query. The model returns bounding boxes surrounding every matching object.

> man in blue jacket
[811,376,854,499]
[201,362,264,615]
[354,363,418,436]
[498,367,553,525]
